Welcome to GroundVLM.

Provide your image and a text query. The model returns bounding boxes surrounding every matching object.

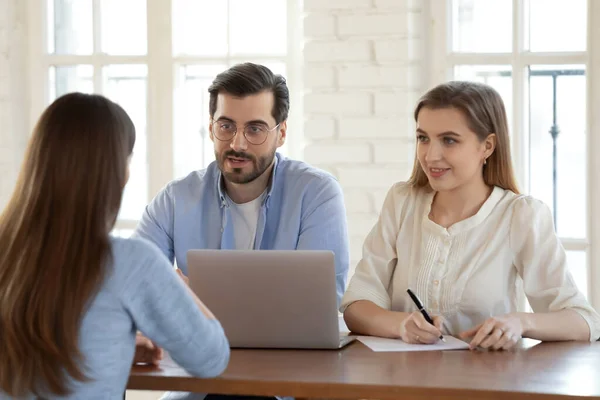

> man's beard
[217,149,275,184]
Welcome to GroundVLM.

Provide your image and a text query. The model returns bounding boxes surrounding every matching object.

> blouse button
[433,280,440,286]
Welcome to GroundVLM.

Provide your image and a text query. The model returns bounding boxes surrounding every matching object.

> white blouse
[340,182,600,341]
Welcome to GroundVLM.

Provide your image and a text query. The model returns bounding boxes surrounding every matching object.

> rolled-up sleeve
[510,196,600,341]
[340,182,408,313]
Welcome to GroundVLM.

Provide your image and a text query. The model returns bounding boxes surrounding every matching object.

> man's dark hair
[208,62,290,124]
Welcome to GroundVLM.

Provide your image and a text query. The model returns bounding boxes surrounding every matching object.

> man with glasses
[134,62,349,399]
[135,62,348,292]
[133,64,349,386]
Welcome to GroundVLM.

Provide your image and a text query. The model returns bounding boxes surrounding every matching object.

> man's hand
[133,332,164,366]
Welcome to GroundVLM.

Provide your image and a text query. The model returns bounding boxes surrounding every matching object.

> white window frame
[426,0,600,310]
[26,0,304,233]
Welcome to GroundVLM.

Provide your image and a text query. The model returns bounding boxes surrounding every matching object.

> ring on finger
[415,335,420,342]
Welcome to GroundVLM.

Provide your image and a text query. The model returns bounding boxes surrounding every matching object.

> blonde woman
[341,81,600,350]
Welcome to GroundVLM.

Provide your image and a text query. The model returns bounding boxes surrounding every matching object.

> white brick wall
[0,0,28,210]
[302,0,425,276]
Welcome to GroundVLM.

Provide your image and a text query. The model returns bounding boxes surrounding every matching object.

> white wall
[302,0,425,274]
[0,0,29,209]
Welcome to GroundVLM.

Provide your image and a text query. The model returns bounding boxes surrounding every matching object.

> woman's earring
[483,158,487,165]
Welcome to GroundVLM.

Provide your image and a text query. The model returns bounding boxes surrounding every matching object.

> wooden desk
[128,339,600,399]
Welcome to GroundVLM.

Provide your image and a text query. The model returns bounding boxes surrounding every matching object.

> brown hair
[0,92,135,397]
[208,62,290,124]
[408,81,519,194]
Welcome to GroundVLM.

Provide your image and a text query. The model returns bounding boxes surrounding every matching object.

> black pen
[406,288,445,342]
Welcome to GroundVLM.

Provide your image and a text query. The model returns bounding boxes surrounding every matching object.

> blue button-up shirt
[134,153,350,305]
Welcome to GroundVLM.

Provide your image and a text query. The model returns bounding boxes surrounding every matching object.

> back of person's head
[208,62,290,124]
[408,81,519,193]
[0,92,135,397]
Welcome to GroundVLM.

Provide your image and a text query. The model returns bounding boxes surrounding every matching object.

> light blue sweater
[0,236,230,399]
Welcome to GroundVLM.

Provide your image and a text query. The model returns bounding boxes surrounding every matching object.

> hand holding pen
[399,289,446,344]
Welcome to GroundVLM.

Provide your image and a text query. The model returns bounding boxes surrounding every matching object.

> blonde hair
[408,81,519,194]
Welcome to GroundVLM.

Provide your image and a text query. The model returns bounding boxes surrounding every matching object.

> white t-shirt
[340,182,600,341]
[228,190,267,250]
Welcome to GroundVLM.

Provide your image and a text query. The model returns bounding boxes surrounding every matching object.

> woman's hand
[399,311,445,344]
[133,332,164,366]
[460,314,523,350]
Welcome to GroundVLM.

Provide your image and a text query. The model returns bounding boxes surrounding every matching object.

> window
[428,0,600,308]
[27,0,302,236]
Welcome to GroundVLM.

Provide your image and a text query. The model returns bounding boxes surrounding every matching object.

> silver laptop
[187,250,356,349]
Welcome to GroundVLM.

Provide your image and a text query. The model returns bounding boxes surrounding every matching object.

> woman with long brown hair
[341,81,600,350]
[0,93,230,398]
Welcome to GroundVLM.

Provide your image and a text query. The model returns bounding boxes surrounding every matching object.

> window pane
[229,0,287,55]
[48,0,93,54]
[451,0,512,53]
[172,0,228,56]
[49,65,94,100]
[101,0,147,55]
[174,64,226,179]
[566,250,588,299]
[103,65,148,221]
[528,65,586,239]
[111,229,134,238]
[453,65,513,130]
[528,0,586,52]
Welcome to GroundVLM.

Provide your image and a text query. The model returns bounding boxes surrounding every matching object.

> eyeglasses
[211,120,280,145]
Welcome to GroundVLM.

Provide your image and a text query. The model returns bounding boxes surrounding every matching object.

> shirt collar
[423,185,506,235]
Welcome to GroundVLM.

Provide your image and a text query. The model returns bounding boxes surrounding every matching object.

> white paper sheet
[357,335,470,352]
